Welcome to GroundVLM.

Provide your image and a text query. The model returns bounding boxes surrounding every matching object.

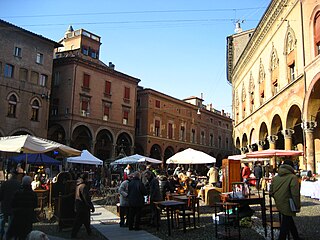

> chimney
[235,22,243,33]
[221,109,225,115]
[109,62,115,70]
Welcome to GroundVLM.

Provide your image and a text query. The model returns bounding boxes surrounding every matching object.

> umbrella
[111,154,162,165]
[245,149,304,158]
[67,150,103,165]
[0,135,81,156]
[166,148,216,164]
[10,153,61,165]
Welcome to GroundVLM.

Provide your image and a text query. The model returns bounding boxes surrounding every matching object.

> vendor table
[154,200,186,236]
[221,193,267,237]
[301,180,320,199]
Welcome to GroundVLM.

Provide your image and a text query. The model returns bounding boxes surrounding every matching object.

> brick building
[135,88,234,166]
[227,0,320,173]
[0,19,60,138]
[49,27,140,162]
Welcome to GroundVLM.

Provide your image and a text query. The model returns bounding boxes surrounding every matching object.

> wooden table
[154,200,186,236]
[221,193,267,237]
[172,194,200,225]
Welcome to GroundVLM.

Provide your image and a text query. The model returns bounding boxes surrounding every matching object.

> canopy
[245,149,304,158]
[0,135,81,157]
[228,154,246,160]
[166,148,216,164]
[111,154,162,165]
[67,150,103,165]
[10,153,61,165]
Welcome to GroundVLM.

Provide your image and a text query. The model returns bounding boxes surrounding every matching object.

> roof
[0,19,62,48]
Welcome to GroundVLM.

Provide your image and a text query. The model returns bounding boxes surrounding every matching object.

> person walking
[127,171,147,231]
[146,171,162,227]
[241,163,251,183]
[118,174,131,227]
[253,162,263,190]
[71,172,95,238]
[0,171,21,239]
[269,160,302,240]
[6,175,38,240]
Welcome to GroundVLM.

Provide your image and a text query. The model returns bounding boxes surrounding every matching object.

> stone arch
[150,144,162,161]
[72,125,93,151]
[309,5,320,57]
[164,146,175,161]
[48,124,66,143]
[9,128,34,136]
[249,128,258,151]
[242,133,248,153]
[271,114,284,150]
[116,132,133,157]
[95,129,114,162]
[286,104,303,151]
[259,122,269,150]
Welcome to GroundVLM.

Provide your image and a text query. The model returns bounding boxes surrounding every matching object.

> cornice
[232,0,289,81]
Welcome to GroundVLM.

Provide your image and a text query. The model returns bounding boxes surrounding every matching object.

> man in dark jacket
[71,172,95,238]
[0,172,21,239]
[6,175,38,240]
[270,160,301,240]
[146,171,162,227]
[254,162,263,190]
[128,171,147,231]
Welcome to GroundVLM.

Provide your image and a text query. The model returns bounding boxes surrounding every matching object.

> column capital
[301,121,317,133]
[281,129,295,139]
[240,146,248,154]
[258,140,266,147]
[267,135,278,143]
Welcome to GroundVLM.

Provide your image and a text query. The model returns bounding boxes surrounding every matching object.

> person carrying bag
[269,160,302,240]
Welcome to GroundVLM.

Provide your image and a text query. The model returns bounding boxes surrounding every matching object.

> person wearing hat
[6,175,38,240]
[270,159,302,240]
[71,172,95,238]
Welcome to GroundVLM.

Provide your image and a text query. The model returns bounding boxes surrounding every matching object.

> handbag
[289,198,299,212]
[288,178,300,213]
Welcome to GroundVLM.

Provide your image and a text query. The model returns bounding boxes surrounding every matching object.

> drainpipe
[69,62,78,146]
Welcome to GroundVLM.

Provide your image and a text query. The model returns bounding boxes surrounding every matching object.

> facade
[49,27,140,162]
[227,0,320,173]
[135,88,234,166]
[0,19,60,138]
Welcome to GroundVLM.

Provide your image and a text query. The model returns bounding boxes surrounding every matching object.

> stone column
[302,121,317,174]
[267,135,278,168]
[258,140,265,151]
[281,129,295,150]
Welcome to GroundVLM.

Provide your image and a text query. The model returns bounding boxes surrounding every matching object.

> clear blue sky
[1,0,270,115]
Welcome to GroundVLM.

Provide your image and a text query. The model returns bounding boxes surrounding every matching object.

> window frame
[36,52,44,64]
[4,64,14,78]
[14,47,22,57]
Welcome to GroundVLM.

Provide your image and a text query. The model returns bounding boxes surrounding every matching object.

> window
[191,129,195,143]
[201,131,205,145]
[4,64,14,78]
[83,73,90,89]
[210,134,214,147]
[81,100,88,112]
[51,98,59,116]
[289,63,295,82]
[123,111,129,125]
[36,53,43,64]
[218,136,222,149]
[14,47,21,57]
[8,94,17,118]
[82,46,88,55]
[155,120,160,137]
[31,99,40,121]
[124,87,130,102]
[105,81,111,96]
[180,126,185,141]
[90,49,97,58]
[31,71,39,84]
[19,68,28,81]
[168,123,173,139]
[103,106,109,120]
[226,138,229,150]
[315,12,320,55]
[155,100,160,108]
[53,72,60,86]
[39,74,47,86]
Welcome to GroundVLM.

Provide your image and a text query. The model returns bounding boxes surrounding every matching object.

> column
[247,145,254,153]
[267,135,278,168]
[302,121,317,174]
[258,140,265,151]
[281,129,295,150]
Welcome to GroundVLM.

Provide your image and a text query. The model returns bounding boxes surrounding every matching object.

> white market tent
[166,148,216,164]
[67,150,103,165]
[0,135,80,156]
[111,154,162,165]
